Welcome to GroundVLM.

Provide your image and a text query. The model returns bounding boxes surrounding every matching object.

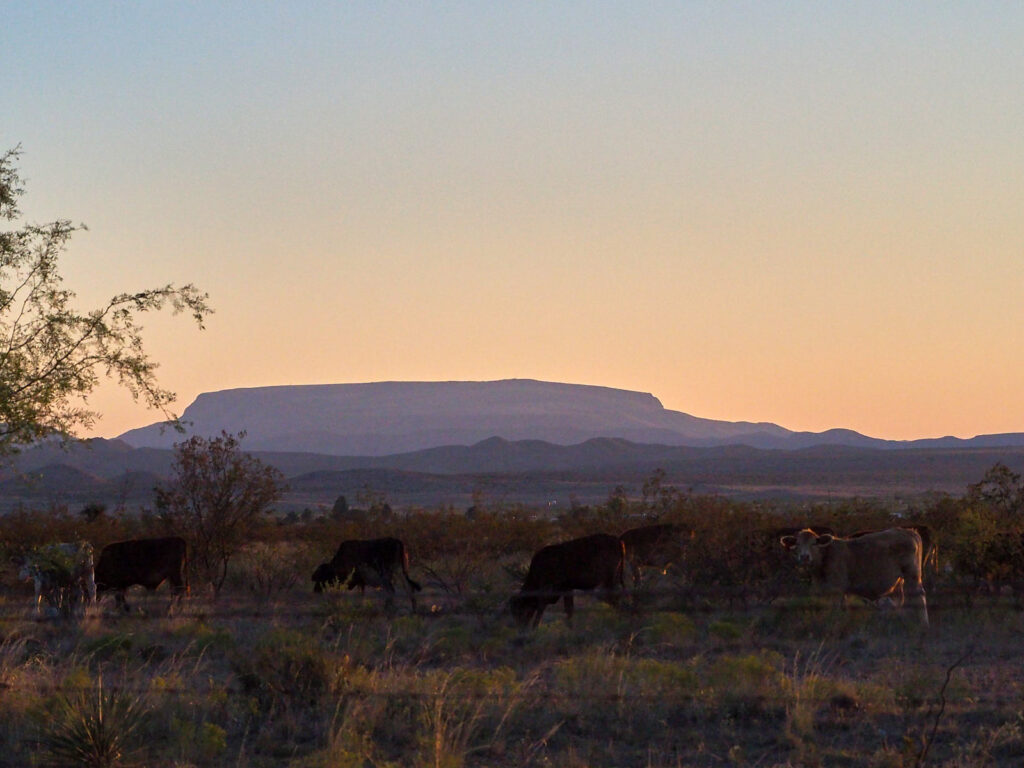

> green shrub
[33,674,149,768]
[234,628,340,714]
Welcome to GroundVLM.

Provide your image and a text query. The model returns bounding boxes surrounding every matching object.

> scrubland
[1,487,1023,767]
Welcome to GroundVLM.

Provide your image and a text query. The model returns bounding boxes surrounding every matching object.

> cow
[619,523,691,585]
[780,527,928,626]
[94,537,189,613]
[312,537,422,611]
[16,541,96,617]
[510,533,625,629]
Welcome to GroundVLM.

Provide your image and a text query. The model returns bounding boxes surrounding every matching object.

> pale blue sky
[3,3,1023,440]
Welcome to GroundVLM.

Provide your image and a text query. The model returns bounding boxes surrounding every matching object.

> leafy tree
[967,462,1024,517]
[330,494,349,518]
[79,502,106,523]
[154,431,285,595]
[641,467,680,515]
[0,147,210,454]
[605,484,629,517]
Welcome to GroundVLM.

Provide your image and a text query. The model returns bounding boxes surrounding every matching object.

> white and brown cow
[16,541,97,617]
[780,527,928,626]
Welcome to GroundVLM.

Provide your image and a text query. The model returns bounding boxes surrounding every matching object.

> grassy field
[1,490,1023,767]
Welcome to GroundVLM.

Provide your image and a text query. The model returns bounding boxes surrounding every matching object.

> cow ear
[780,535,797,549]
[815,534,835,547]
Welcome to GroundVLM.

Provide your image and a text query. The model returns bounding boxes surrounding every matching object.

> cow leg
[32,581,44,616]
[563,594,575,625]
[55,585,72,617]
[531,605,545,629]
[402,575,417,613]
[169,577,188,611]
[629,562,642,588]
[84,572,97,605]
[116,590,131,613]
[381,577,397,613]
[905,581,929,627]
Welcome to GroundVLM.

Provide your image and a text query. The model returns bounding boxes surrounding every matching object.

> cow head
[780,528,833,565]
[311,563,337,593]
[510,594,540,628]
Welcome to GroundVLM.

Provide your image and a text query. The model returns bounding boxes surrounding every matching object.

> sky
[3,2,1023,442]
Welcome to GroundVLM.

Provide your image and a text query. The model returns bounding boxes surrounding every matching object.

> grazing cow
[510,533,625,629]
[16,541,97,616]
[312,537,422,611]
[94,537,189,612]
[619,523,691,585]
[780,527,928,626]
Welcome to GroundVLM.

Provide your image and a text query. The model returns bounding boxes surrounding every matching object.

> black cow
[510,533,625,629]
[94,537,189,612]
[311,537,422,611]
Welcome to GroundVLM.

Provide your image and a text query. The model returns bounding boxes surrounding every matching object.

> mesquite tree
[0,146,210,453]
[155,431,285,595]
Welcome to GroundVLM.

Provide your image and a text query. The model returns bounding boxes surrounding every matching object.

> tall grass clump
[705,649,787,719]
[782,645,839,763]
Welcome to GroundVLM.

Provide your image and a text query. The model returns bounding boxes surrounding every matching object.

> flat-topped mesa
[117,379,790,455]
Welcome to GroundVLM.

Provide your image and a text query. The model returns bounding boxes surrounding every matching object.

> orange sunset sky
[4,3,1023,442]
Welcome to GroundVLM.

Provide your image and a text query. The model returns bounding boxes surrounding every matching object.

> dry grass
[1,493,1024,766]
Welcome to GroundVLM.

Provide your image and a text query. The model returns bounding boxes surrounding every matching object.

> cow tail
[183,543,191,598]
[402,542,422,592]
[616,538,627,591]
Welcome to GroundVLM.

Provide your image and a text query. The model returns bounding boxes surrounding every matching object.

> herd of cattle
[8,523,937,626]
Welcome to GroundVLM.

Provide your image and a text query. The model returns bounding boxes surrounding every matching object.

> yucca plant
[35,673,148,768]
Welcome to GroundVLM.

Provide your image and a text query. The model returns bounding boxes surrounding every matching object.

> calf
[510,533,625,629]
[780,527,928,626]
[312,537,422,611]
[94,537,189,612]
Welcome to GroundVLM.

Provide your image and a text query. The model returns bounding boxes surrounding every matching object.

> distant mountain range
[118,379,1024,454]
[4,434,1024,513]
[4,379,1024,513]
